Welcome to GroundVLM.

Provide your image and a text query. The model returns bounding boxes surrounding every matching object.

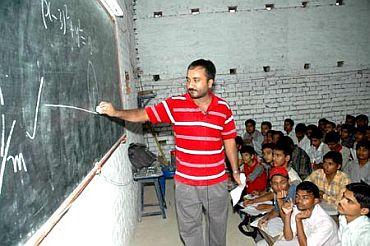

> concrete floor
[130,179,255,246]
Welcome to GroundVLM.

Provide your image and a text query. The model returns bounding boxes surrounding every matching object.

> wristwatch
[232,170,239,174]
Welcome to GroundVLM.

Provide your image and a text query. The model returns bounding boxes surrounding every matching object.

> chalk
[95,106,102,114]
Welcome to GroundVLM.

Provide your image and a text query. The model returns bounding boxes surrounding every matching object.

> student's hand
[251,190,261,196]
[281,199,294,215]
[276,190,287,200]
[98,101,117,117]
[295,209,312,221]
[243,199,255,206]
[255,204,273,211]
[258,216,269,228]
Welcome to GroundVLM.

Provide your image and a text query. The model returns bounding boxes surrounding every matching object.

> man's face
[310,137,321,148]
[325,123,334,133]
[284,122,292,133]
[272,133,281,144]
[340,129,350,140]
[296,131,304,141]
[241,152,253,165]
[261,124,270,136]
[270,175,289,194]
[273,150,289,167]
[322,158,340,176]
[306,129,313,139]
[295,189,317,211]
[263,147,273,163]
[355,132,365,143]
[357,146,369,162]
[338,189,368,218]
[246,123,255,134]
[327,141,339,151]
[186,66,212,99]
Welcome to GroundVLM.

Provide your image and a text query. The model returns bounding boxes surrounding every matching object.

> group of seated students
[231,114,370,245]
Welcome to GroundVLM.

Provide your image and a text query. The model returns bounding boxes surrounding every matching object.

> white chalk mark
[8,153,27,173]
[1,115,4,157]
[26,77,44,140]
[44,104,98,115]
[0,86,4,105]
[0,119,16,195]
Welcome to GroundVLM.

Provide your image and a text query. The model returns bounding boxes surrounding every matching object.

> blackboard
[0,0,123,244]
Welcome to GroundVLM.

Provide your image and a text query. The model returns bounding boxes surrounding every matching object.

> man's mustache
[188,88,197,92]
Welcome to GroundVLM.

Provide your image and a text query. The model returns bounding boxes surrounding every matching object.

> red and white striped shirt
[145,92,237,186]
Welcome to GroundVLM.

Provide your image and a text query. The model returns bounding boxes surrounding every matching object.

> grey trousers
[175,180,229,246]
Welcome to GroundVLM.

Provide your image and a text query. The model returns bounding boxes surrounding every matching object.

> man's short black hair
[310,128,323,140]
[323,151,342,165]
[318,118,329,124]
[297,181,320,199]
[341,124,355,134]
[327,121,336,129]
[356,140,370,151]
[346,182,370,217]
[187,59,216,80]
[355,126,367,135]
[245,119,256,127]
[295,123,307,134]
[240,145,256,155]
[262,142,275,151]
[261,121,272,129]
[284,118,294,127]
[235,136,244,146]
[325,131,340,144]
[275,137,293,157]
[356,114,369,122]
[306,124,318,132]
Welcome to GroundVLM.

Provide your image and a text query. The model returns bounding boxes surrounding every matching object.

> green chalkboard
[0,0,123,244]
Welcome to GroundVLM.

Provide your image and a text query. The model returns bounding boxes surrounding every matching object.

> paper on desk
[230,173,246,207]
[250,217,284,237]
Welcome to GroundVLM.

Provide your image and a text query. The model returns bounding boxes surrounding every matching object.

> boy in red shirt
[241,145,267,195]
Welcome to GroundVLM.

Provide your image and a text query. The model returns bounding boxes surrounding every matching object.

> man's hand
[295,209,312,221]
[255,204,273,211]
[281,199,294,215]
[243,199,255,207]
[276,190,287,200]
[233,172,241,186]
[98,101,117,117]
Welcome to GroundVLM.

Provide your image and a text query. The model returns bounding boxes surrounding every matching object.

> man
[337,182,370,246]
[324,131,352,171]
[295,123,310,154]
[344,141,370,184]
[243,119,264,156]
[306,151,350,205]
[261,121,272,144]
[284,118,298,144]
[306,128,329,170]
[99,59,241,246]
[279,181,339,245]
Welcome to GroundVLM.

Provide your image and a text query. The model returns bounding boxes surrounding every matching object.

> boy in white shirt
[337,182,370,246]
[279,181,339,246]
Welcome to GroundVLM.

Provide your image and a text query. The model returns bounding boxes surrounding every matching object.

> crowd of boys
[233,114,370,245]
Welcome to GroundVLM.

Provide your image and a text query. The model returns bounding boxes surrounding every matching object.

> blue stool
[134,167,166,222]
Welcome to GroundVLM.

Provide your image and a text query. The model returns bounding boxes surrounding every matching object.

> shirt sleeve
[306,220,335,246]
[221,105,236,140]
[145,98,173,124]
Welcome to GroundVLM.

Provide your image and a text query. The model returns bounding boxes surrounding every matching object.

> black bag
[128,143,157,170]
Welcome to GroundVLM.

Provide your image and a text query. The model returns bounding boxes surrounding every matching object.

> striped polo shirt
[145,92,237,186]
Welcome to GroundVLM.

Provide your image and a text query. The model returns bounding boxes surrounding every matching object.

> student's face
[241,152,253,165]
[266,132,273,143]
[318,121,326,131]
[310,138,321,148]
[273,150,289,167]
[284,122,292,133]
[270,175,289,193]
[272,134,281,144]
[338,189,369,217]
[355,132,365,143]
[263,148,273,163]
[306,129,313,139]
[325,123,334,133]
[186,67,212,99]
[246,123,255,134]
[340,129,350,140]
[345,117,355,126]
[261,124,270,136]
[295,190,318,211]
[327,142,339,151]
[356,146,369,162]
[295,131,304,140]
[322,158,340,176]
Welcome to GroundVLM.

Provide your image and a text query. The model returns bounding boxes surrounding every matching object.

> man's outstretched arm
[98,101,149,122]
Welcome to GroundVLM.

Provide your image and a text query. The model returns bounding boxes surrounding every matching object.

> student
[337,182,370,246]
[325,121,336,134]
[279,181,339,245]
[340,124,355,149]
[318,118,329,135]
[306,124,318,140]
[284,136,311,180]
[243,119,264,156]
[284,118,298,144]
[355,114,368,128]
[265,129,274,144]
[324,131,352,171]
[261,121,272,144]
[306,128,329,170]
[261,143,274,178]
[295,123,311,154]
[240,145,267,195]
[344,141,370,184]
[98,59,240,246]
[345,114,356,128]
[306,151,351,205]
[272,130,284,145]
